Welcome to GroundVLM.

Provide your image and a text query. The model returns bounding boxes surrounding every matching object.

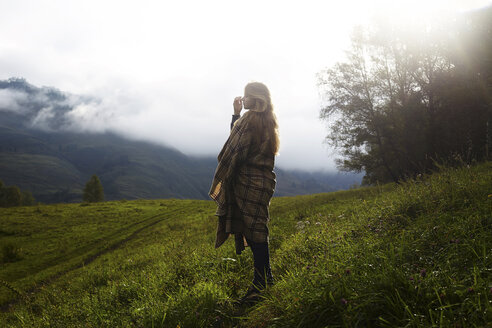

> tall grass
[247,162,492,327]
[0,162,490,327]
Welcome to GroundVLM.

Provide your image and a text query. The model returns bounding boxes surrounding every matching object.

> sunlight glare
[364,0,491,25]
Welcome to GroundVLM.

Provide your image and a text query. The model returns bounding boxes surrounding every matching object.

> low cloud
[0,77,339,171]
[0,78,140,134]
[0,89,25,113]
[0,80,94,132]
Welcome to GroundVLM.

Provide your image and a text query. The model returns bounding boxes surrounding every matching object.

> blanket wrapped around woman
[209,111,276,254]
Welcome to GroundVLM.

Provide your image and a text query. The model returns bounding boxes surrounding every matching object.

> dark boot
[249,239,274,291]
[238,285,261,306]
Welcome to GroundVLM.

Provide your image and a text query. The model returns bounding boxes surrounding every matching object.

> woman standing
[209,81,279,305]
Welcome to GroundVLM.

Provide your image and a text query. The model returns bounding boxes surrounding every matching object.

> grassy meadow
[0,162,491,327]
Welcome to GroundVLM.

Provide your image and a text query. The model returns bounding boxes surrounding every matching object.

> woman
[209,81,279,305]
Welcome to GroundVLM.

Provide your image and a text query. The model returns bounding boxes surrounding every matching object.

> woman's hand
[233,96,243,115]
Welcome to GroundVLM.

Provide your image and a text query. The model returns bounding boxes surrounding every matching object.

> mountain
[0,78,363,203]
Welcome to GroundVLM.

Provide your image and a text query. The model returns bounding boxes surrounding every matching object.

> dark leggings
[246,237,274,289]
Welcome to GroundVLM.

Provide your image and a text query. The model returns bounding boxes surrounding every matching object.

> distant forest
[318,6,492,184]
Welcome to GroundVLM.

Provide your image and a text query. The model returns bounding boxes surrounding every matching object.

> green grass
[0,162,491,327]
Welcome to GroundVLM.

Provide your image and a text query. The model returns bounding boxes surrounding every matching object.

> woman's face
[242,95,255,110]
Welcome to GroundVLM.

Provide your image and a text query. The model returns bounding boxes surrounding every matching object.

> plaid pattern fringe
[209,111,276,254]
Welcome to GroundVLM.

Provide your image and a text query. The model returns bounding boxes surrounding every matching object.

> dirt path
[1,209,178,313]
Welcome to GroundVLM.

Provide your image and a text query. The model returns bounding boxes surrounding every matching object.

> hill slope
[0,162,490,327]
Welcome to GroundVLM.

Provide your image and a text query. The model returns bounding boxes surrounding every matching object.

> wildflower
[409,276,414,281]
[420,269,426,278]
[340,298,348,305]
[345,269,351,275]
[468,287,474,293]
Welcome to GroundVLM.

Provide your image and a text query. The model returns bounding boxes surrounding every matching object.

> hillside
[0,78,363,203]
[0,162,490,327]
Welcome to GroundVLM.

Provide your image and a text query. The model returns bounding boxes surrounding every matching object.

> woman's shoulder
[234,111,254,128]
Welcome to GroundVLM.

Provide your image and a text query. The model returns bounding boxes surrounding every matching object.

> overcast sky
[0,0,490,170]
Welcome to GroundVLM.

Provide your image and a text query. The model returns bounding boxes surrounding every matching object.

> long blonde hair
[244,82,280,155]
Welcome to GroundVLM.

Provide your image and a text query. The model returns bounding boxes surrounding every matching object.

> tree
[0,186,22,207]
[21,190,36,206]
[83,175,104,203]
[318,8,491,184]
[0,179,36,207]
[318,26,412,183]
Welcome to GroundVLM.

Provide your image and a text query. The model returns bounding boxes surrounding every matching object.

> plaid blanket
[209,112,276,254]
